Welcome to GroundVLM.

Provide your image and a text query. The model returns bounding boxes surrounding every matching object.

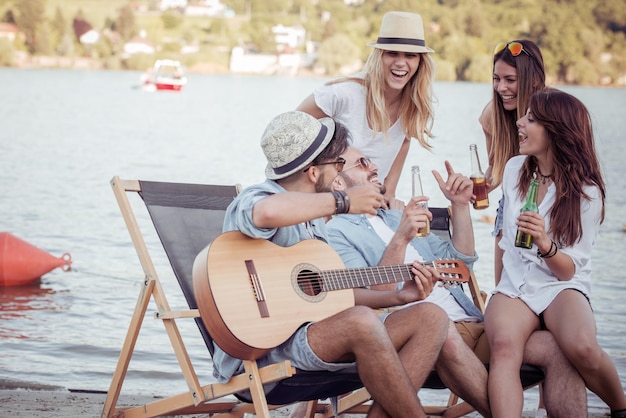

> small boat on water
[141,59,187,92]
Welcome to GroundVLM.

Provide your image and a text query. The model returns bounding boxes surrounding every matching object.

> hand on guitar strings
[397,262,439,304]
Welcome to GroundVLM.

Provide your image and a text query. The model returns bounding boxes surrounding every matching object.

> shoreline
[2,60,625,89]
[0,379,609,417]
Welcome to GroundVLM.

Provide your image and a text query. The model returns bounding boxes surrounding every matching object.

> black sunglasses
[303,157,346,173]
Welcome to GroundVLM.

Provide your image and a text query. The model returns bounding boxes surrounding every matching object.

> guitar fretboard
[321,263,419,291]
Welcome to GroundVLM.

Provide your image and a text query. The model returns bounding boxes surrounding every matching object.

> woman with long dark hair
[484,88,626,417]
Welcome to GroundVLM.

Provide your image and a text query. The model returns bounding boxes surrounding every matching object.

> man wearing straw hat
[216,110,486,417]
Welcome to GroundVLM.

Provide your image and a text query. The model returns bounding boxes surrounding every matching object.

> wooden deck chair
[305,207,544,418]
[102,177,364,418]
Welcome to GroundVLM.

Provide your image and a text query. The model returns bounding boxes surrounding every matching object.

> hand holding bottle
[470,144,489,210]
[515,179,539,248]
[411,166,430,237]
[515,211,552,251]
[397,196,431,242]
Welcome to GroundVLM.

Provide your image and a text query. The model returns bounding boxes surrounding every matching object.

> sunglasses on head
[304,157,346,173]
[343,157,372,172]
[494,41,531,57]
[494,41,542,69]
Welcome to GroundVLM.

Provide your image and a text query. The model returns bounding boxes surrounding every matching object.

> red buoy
[0,232,72,287]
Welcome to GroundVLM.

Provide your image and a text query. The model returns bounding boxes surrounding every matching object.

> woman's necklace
[536,169,554,185]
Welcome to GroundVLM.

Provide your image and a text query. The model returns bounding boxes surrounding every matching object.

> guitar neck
[321,262,434,291]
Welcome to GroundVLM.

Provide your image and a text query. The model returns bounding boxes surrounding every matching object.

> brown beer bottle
[515,179,540,249]
[470,144,489,209]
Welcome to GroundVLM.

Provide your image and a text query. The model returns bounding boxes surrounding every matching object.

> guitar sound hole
[297,270,323,296]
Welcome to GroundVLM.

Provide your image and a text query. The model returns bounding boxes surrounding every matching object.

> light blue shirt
[223,179,328,243]
[327,209,482,321]
[326,209,477,270]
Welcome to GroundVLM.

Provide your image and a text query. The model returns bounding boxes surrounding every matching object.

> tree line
[1,0,625,86]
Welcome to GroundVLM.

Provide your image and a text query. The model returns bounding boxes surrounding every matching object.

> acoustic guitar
[192,231,470,360]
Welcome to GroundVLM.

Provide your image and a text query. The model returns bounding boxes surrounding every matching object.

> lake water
[0,68,624,413]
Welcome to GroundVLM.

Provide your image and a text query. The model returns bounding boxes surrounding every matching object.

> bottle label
[471,176,489,210]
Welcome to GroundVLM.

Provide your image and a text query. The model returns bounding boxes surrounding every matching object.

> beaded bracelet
[537,240,558,259]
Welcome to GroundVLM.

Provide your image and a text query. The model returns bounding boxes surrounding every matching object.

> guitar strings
[296,261,464,292]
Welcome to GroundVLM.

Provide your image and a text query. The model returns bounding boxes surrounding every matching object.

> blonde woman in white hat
[297,11,435,206]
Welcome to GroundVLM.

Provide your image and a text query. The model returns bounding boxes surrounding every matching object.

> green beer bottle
[515,179,539,249]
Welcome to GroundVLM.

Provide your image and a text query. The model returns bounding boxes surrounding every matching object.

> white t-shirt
[313,74,406,182]
[369,215,479,322]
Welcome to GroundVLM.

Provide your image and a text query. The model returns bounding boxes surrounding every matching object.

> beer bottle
[470,144,489,209]
[515,179,540,249]
[411,165,430,237]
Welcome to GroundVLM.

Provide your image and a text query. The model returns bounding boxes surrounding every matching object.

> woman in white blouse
[484,88,626,418]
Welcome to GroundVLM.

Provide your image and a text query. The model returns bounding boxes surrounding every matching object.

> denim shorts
[254,322,358,374]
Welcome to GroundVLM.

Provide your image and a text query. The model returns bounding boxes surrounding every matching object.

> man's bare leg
[308,303,449,418]
[370,303,450,417]
[523,330,587,418]
[434,320,491,418]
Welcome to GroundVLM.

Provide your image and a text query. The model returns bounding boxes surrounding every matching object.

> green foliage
[102,54,122,70]
[161,10,182,30]
[35,21,53,55]
[316,33,360,75]
[464,54,492,83]
[242,17,276,52]
[162,41,181,53]
[116,4,136,41]
[123,52,153,70]
[0,37,14,65]
[88,35,110,59]
[56,33,74,56]
[249,0,290,16]
[15,0,45,54]
[593,1,626,33]
[226,0,248,16]
[464,2,485,38]
[51,7,66,38]
[3,0,625,85]
[433,58,456,82]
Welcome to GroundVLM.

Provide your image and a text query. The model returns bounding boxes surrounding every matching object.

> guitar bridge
[245,259,269,318]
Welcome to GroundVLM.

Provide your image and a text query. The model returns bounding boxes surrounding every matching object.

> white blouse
[495,155,602,314]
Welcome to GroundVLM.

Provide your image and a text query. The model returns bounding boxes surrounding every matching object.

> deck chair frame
[103,177,298,418]
[103,177,364,418]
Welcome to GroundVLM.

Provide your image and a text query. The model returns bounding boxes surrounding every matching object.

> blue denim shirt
[214,179,329,382]
[223,179,328,243]
[326,209,477,270]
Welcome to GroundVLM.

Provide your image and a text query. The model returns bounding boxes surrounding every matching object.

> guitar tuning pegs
[441,279,459,289]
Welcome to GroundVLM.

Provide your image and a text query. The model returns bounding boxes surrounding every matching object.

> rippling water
[0,68,624,411]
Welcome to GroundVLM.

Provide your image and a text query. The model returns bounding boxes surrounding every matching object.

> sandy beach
[0,379,609,418]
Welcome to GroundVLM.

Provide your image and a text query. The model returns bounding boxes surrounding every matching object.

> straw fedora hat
[262,111,335,180]
[368,11,434,53]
